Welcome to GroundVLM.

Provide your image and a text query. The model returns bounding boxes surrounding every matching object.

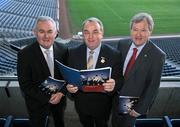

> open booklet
[118,96,139,115]
[39,76,65,95]
[55,60,112,92]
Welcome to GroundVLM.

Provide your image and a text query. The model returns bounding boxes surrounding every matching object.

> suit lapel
[126,41,152,80]
[53,42,59,78]
[34,42,50,76]
[96,45,103,68]
[122,42,131,64]
[96,44,109,68]
[79,44,87,70]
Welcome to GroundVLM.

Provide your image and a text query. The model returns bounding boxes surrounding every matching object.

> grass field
[67,0,180,37]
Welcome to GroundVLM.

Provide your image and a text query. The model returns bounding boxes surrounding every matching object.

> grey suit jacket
[117,39,165,114]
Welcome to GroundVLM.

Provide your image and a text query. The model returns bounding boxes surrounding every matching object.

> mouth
[88,39,95,43]
[135,37,143,41]
[43,40,50,42]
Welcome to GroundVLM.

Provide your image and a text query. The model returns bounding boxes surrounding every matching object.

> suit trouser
[29,97,66,127]
[78,112,109,127]
[111,111,136,127]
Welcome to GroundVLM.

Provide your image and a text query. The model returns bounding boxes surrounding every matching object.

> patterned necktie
[45,50,54,77]
[124,48,138,78]
[87,50,94,69]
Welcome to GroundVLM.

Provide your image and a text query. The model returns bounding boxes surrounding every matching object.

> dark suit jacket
[17,41,68,114]
[117,39,165,114]
[68,43,122,118]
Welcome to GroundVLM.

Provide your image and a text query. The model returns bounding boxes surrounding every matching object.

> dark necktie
[124,48,138,78]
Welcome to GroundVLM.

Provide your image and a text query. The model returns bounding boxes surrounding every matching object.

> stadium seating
[2,36,180,76]
[0,115,48,127]
[0,0,59,39]
[135,118,165,127]
[134,116,178,127]
[171,118,180,127]
[0,115,13,127]
[0,40,17,76]
[12,116,49,127]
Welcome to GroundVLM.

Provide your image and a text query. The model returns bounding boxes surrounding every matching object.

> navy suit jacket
[116,39,165,114]
[17,41,68,114]
[68,43,122,118]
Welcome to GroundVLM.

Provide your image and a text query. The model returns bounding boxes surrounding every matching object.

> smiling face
[83,21,103,50]
[131,19,152,47]
[33,20,57,49]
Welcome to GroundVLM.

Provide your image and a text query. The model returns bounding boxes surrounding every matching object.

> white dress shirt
[123,42,146,75]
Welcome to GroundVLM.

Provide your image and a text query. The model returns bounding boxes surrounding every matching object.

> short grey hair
[82,17,104,32]
[130,12,154,31]
[33,16,57,31]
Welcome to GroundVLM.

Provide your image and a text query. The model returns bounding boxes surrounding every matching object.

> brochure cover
[39,76,65,95]
[55,60,112,92]
[118,96,139,115]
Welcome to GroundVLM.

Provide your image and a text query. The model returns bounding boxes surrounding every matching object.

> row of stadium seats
[161,63,180,76]
[2,37,180,76]
[67,38,180,77]
[0,30,33,39]
[0,40,17,75]
[18,0,58,7]
[152,37,180,66]
[135,116,180,127]
[0,115,49,127]
[0,0,58,18]
[0,0,59,39]
[0,115,179,127]
[0,12,35,31]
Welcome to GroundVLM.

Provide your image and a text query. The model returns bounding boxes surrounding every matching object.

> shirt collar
[40,45,53,52]
[87,43,101,54]
[130,41,146,51]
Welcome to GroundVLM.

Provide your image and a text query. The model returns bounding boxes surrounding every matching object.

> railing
[1,75,180,82]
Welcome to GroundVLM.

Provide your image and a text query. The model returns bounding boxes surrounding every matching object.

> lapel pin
[144,54,147,57]
[101,57,105,63]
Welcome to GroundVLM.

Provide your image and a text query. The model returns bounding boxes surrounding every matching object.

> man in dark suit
[66,17,122,127]
[112,12,165,127]
[17,16,68,127]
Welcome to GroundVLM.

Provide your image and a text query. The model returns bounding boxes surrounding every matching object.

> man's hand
[49,92,64,104]
[129,109,141,117]
[66,84,78,93]
[103,78,115,92]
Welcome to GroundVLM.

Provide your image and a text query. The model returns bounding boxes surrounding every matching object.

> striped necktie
[87,50,94,69]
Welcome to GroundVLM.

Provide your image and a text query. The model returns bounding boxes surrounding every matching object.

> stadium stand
[0,0,59,39]
[0,115,13,127]
[135,117,168,127]
[2,36,180,76]
[171,118,180,127]
[0,115,48,127]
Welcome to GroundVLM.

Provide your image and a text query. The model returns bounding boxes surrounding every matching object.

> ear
[54,31,58,38]
[32,29,37,36]
[148,30,152,36]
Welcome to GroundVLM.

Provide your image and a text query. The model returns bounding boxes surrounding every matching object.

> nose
[136,30,142,36]
[44,33,49,38]
[88,33,93,39]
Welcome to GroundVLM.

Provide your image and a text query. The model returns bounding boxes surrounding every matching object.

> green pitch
[67,0,180,37]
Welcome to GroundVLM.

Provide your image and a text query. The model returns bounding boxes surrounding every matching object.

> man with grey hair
[112,12,165,127]
[66,17,122,127]
[17,16,68,127]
